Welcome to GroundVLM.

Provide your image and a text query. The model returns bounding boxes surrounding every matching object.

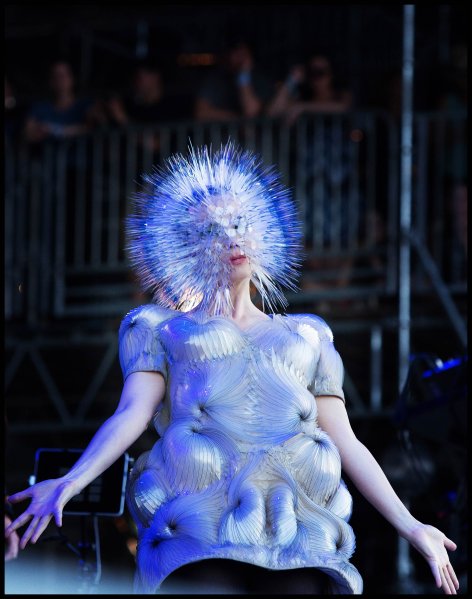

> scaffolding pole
[396,5,418,592]
[398,5,415,394]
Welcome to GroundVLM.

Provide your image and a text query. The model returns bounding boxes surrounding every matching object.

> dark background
[5,4,467,110]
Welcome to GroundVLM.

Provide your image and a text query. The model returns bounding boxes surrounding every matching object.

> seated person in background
[24,60,100,143]
[267,53,352,124]
[195,37,272,122]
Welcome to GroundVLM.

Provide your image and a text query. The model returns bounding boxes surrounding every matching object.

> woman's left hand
[404,524,459,594]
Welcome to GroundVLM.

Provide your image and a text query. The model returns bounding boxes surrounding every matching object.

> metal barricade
[4,112,467,323]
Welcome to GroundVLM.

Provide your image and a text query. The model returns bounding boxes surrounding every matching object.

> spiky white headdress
[126,142,304,317]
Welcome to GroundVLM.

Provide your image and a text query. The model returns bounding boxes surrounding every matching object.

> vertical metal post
[295,118,308,242]
[347,112,359,251]
[397,5,417,593]
[40,143,54,316]
[370,325,382,412]
[280,123,291,187]
[125,130,137,218]
[312,117,324,249]
[398,5,415,394]
[330,116,342,251]
[54,145,67,317]
[386,115,399,295]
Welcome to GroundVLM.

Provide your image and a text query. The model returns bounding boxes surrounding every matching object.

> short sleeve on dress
[305,315,346,404]
[118,304,170,383]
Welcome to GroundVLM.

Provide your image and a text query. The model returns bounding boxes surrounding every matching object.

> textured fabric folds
[119,304,175,382]
[119,304,362,594]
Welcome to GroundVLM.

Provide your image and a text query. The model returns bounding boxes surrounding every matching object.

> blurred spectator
[273,53,357,249]
[267,54,352,124]
[107,59,184,156]
[23,60,101,144]
[4,514,19,562]
[107,60,181,126]
[195,38,272,121]
[5,77,27,144]
[271,55,359,302]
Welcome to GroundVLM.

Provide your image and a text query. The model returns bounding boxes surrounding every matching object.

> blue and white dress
[118,304,363,594]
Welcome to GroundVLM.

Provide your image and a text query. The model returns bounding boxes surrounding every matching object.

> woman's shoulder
[284,312,334,341]
[120,303,181,331]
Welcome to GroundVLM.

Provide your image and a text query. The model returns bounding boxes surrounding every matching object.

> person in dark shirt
[108,60,179,126]
[24,60,99,144]
[195,38,273,122]
[267,53,352,124]
[107,60,182,156]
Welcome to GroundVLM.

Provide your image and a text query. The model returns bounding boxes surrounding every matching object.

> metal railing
[5,111,466,324]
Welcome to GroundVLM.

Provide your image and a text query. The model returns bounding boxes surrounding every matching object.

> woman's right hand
[5,478,80,550]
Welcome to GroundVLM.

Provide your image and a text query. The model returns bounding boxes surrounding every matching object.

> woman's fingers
[446,568,457,595]
[440,568,453,595]
[442,565,458,595]
[431,561,442,588]
[432,560,457,595]
[55,509,63,527]
[447,564,460,591]
[30,515,53,544]
[444,537,457,551]
[5,512,33,536]
[6,490,31,504]
[19,516,41,549]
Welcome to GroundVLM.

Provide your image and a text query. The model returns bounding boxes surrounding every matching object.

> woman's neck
[228,278,264,319]
[190,278,263,320]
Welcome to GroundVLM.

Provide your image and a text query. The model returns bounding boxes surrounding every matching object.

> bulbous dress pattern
[118,304,363,594]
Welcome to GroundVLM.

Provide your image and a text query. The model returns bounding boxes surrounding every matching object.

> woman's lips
[230,255,247,265]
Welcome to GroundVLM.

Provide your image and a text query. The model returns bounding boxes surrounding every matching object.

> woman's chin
[229,268,252,283]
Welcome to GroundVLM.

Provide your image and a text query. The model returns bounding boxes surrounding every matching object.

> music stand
[32,448,132,593]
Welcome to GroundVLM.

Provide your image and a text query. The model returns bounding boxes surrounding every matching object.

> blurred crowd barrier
[5,111,467,323]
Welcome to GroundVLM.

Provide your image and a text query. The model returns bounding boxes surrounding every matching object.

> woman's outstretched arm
[316,395,460,595]
[5,370,166,549]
